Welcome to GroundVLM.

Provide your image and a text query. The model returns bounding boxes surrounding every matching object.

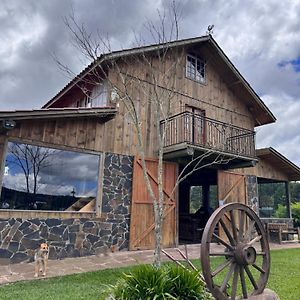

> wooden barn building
[0,35,299,263]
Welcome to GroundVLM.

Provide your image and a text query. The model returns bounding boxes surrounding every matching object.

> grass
[0,248,299,300]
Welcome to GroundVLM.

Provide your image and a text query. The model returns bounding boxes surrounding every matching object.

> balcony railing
[160,112,256,158]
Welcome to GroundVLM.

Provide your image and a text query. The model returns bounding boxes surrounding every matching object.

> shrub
[274,204,288,218]
[107,264,213,300]
[291,202,300,227]
[274,202,300,226]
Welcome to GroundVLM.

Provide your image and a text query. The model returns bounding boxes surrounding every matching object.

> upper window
[1,142,100,212]
[89,81,108,107]
[186,54,205,83]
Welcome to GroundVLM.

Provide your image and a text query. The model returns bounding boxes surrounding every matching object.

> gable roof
[257,147,300,181]
[43,35,276,126]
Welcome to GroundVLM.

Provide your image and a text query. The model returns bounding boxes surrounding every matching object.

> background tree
[7,143,57,194]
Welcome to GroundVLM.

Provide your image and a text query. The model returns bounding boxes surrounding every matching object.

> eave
[0,107,117,122]
[256,147,300,181]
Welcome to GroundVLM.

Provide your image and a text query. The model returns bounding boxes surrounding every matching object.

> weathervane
[206,24,214,35]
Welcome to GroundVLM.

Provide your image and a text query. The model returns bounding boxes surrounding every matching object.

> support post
[0,135,8,199]
[202,184,210,209]
[96,152,105,217]
[285,181,292,219]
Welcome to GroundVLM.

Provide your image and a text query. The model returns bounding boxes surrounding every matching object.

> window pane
[258,182,288,218]
[90,81,108,107]
[186,54,205,83]
[190,186,202,213]
[1,142,99,211]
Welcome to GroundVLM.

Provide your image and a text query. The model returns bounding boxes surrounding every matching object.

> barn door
[218,170,247,205]
[217,170,247,241]
[129,158,177,250]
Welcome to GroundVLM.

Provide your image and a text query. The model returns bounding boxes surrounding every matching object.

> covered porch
[236,147,300,242]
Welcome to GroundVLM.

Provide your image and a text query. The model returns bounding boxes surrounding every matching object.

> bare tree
[7,143,57,194]
[55,2,235,266]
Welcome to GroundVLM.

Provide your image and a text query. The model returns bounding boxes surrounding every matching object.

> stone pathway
[0,242,299,285]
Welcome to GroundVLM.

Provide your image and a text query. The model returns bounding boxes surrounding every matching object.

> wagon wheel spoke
[252,263,266,274]
[256,251,266,256]
[220,262,235,293]
[248,235,262,246]
[245,265,258,290]
[239,266,248,299]
[212,258,233,277]
[231,263,239,300]
[229,210,238,241]
[209,251,234,257]
[219,218,236,246]
[212,233,234,251]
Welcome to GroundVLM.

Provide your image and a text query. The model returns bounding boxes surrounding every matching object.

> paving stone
[0,249,13,259]
[10,252,29,264]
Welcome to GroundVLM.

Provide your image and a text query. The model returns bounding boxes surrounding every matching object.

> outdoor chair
[266,222,300,244]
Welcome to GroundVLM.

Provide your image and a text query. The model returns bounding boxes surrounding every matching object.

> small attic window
[186,54,205,83]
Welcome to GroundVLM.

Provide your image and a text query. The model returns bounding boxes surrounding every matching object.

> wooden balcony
[160,112,256,163]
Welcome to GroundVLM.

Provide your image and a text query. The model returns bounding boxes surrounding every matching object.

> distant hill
[0,186,87,211]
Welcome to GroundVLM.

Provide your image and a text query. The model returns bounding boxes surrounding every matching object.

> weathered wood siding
[106,47,255,158]
[234,159,290,182]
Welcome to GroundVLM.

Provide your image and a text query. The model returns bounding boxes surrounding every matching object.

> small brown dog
[34,243,49,278]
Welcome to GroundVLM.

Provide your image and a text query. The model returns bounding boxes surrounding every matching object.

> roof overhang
[0,107,117,123]
[256,147,300,181]
[43,35,276,127]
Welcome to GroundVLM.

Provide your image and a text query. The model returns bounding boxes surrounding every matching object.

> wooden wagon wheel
[201,203,270,300]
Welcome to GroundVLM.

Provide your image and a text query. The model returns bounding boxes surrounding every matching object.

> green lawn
[0,248,299,300]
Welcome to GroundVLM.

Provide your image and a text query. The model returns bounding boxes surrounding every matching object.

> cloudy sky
[1,0,300,165]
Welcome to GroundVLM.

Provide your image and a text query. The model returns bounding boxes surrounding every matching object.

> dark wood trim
[285,182,292,219]
[7,137,102,156]
[0,136,7,200]
[0,107,117,121]
[96,153,105,216]
[0,210,97,219]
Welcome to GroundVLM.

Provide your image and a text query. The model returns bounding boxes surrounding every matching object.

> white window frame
[186,54,206,84]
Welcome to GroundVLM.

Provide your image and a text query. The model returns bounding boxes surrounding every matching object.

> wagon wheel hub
[234,243,257,266]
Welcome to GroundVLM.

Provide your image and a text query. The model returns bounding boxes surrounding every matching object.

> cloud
[3,172,74,196]
[4,142,99,196]
[0,0,300,166]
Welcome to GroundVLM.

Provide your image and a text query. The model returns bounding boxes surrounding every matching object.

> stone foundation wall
[0,153,133,264]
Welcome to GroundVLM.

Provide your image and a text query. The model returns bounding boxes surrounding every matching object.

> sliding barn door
[218,170,247,205]
[218,170,247,241]
[129,158,177,250]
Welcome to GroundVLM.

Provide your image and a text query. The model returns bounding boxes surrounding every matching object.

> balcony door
[185,106,205,146]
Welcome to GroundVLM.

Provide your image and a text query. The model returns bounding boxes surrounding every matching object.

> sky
[1,0,300,165]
